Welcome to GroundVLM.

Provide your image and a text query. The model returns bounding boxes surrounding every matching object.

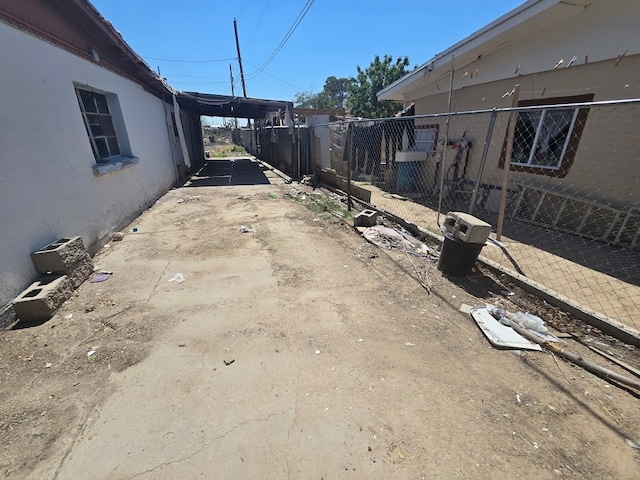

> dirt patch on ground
[1,177,639,479]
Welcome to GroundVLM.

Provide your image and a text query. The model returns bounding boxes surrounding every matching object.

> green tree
[294,90,330,109]
[346,55,410,118]
[321,76,354,108]
[294,76,354,110]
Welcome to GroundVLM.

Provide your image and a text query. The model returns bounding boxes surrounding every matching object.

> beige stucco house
[378,0,639,247]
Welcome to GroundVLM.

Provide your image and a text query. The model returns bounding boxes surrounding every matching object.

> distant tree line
[294,54,411,119]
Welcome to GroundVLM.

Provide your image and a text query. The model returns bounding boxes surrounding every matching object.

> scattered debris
[486,306,640,391]
[470,307,542,351]
[315,349,321,355]
[64,314,73,319]
[585,345,640,378]
[397,451,405,460]
[405,342,416,347]
[177,195,200,205]
[111,232,124,242]
[268,193,278,199]
[459,304,473,314]
[500,290,515,297]
[362,226,432,256]
[516,393,522,403]
[87,350,96,357]
[44,362,52,368]
[223,359,235,366]
[132,226,139,233]
[625,438,640,450]
[168,273,185,284]
[90,271,113,283]
[300,175,317,186]
[239,225,252,233]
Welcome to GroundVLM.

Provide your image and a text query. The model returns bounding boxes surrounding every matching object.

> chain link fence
[310,99,640,331]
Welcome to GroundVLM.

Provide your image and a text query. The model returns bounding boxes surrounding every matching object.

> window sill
[92,156,139,176]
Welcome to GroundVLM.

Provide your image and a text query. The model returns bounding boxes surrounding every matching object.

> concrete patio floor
[2,157,639,479]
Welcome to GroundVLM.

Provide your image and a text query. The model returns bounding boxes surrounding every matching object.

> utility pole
[229,63,238,130]
[233,18,248,98]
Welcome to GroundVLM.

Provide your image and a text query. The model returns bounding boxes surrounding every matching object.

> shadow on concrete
[184,157,271,187]
[413,194,640,288]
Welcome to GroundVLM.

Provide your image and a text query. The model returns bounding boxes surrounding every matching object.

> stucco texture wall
[409,55,640,211]
[0,22,177,306]
[401,0,640,211]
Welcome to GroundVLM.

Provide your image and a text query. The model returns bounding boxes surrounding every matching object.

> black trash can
[437,232,484,276]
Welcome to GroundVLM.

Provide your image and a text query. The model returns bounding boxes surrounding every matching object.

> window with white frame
[413,125,438,153]
[500,94,593,178]
[75,87,122,162]
[511,107,578,169]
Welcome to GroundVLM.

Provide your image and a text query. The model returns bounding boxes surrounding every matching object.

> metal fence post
[346,123,353,211]
[496,84,520,240]
[468,110,497,215]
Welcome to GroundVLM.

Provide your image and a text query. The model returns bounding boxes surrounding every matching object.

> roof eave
[377,0,563,101]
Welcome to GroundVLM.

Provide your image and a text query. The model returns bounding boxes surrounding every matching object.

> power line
[244,60,304,91]
[246,0,314,80]
[143,56,237,63]
[248,0,270,44]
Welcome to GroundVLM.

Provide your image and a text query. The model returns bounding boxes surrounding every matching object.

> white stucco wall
[0,21,178,306]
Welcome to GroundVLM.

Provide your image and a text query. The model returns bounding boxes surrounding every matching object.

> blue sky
[92,1,524,101]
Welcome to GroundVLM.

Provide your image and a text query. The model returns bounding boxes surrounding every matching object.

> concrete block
[443,212,492,245]
[12,275,73,322]
[31,237,88,274]
[65,256,94,289]
[354,209,379,228]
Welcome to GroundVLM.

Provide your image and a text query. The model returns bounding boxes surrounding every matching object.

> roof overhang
[177,92,293,119]
[377,0,593,102]
[0,0,171,99]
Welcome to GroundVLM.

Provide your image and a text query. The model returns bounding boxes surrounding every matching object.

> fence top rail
[307,97,640,128]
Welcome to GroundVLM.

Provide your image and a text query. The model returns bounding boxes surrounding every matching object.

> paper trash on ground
[470,307,542,351]
[362,225,434,257]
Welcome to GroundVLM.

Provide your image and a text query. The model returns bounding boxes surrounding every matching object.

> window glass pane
[512,111,540,164]
[414,128,437,152]
[95,94,110,114]
[86,114,100,126]
[79,90,97,113]
[107,137,120,156]
[532,109,574,167]
[90,124,104,137]
[99,115,116,136]
[95,137,109,159]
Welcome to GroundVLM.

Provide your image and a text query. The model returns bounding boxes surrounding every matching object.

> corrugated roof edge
[75,0,173,98]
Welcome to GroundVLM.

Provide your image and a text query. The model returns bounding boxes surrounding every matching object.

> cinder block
[31,237,89,274]
[65,256,94,289]
[443,212,492,244]
[354,209,379,228]
[13,275,73,322]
